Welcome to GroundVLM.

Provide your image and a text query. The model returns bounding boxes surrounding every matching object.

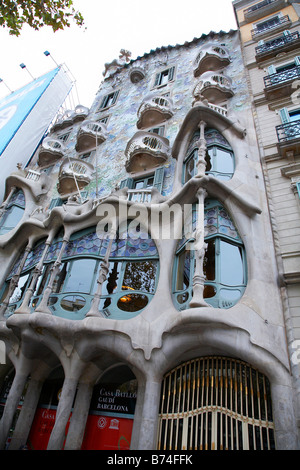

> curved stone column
[134,371,162,450]
[0,365,30,449]
[47,376,79,450]
[64,381,94,450]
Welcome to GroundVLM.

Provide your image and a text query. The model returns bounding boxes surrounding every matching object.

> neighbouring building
[233,0,300,447]
[0,14,299,450]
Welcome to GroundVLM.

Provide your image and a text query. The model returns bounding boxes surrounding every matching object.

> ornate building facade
[0,21,299,450]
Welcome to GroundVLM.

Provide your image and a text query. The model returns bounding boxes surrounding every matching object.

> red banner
[27,407,71,450]
[28,407,133,450]
[81,414,133,450]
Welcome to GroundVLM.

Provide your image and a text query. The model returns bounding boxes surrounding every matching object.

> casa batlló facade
[0,19,299,450]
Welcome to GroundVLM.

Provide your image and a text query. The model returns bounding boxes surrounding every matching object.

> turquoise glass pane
[219,241,244,285]
[64,259,97,294]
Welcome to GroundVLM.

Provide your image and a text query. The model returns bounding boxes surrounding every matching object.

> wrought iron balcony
[38,137,65,166]
[264,66,300,100]
[137,94,174,129]
[264,66,300,88]
[125,131,171,173]
[276,120,300,142]
[194,45,230,77]
[57,157,94,195]
[255,32,300,62]
[244,0,285,22]
[251,15,291,39]
[193,71,233,104]
[276,119,300,157]
[75,120,107,152]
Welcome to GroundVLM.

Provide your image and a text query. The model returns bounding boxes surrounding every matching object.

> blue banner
[0,67,60,155]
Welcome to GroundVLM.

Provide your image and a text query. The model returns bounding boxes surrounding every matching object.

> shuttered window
[154,67,175,87]
[98,90,119,110]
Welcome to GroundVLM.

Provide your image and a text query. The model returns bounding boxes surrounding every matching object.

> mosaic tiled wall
[48,31,250,201]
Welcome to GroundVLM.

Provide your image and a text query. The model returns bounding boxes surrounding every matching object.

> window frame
[254,12,283,34]
[4,225,160,321]
[182,131,235,184]
[0,189,25,236]
[173,201,247,310]
[152,66,175,89]
[98,90,120,111]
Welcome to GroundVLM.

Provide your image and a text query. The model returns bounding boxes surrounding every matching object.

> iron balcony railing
[251,15,290,38]
[255,31,300,56]
[245,0,277,14]
[264,65,300,88]
[276,119,300,143]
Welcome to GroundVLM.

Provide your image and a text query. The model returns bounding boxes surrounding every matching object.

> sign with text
[89,382,137,415]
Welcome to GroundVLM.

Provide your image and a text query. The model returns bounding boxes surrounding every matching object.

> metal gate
[157,356,275,450]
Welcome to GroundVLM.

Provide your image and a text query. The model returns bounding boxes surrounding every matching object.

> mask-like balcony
[264,66,300,100]
[137,94,174,129]
[57,157,94,195]
[125,131,171,173]
[194,45,230,77]
[276,119,300,158]
[38,137,65,167]
[72,105,89,123]
[51,105,89,132]
[193,71,234,104]
[75,120,107,152]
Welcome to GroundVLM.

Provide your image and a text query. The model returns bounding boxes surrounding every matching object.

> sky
[0,0,237,109]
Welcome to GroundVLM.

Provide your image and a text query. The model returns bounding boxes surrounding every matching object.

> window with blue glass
[0,189,25,235]
[3,224,159,320]
[183,128,235,184]
[173,199,247,310]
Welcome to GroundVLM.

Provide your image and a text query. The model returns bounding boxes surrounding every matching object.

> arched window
[173,199,246,309]
[0,189,25,235]
[183,128,235,183]
[3,224,159,320]
[157,356,275,450]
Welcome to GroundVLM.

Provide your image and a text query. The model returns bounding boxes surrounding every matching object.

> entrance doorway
[157,356,275,450]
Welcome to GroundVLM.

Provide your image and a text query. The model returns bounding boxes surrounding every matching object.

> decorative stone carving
[129,65,146,83]
[103,49,132,79]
